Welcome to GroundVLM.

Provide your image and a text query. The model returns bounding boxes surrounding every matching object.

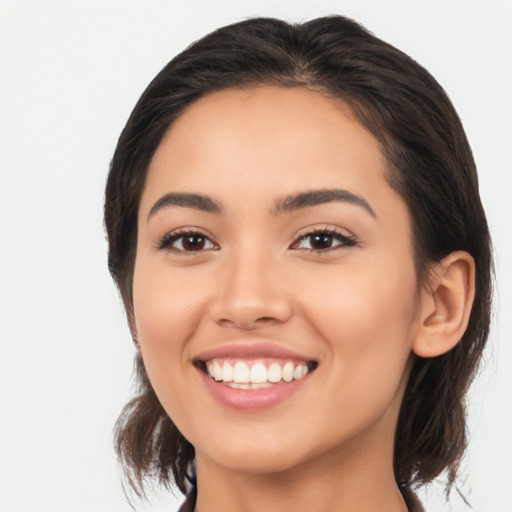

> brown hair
[104,15,493,499]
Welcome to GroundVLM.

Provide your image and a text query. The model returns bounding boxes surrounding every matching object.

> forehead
[141,86,397,218]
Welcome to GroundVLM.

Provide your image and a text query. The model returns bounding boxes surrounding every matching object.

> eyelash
[157,229,218,252]
[157,228,358,254]
[291,228,358,253]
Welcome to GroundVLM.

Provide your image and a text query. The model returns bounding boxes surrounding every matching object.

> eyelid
[156,228,219,253]
[290,227,358,252]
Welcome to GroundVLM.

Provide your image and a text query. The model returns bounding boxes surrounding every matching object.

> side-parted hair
[104,15,492,499]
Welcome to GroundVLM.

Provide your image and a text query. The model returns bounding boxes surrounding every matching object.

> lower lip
[197,368,311,410]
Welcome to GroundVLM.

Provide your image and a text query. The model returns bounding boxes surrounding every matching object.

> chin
[196,423,358,479]
[206,447,307,475]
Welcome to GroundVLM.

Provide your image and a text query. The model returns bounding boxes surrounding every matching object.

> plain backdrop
[0,1,511,511]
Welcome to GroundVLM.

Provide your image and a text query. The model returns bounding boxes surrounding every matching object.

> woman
[104,16,492,512]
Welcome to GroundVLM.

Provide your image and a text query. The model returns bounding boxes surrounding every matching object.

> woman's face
[133,87,421,475]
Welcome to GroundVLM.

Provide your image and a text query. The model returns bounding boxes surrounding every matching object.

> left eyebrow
[270,189,377,218]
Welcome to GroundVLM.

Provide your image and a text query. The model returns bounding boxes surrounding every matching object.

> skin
[132,87,474,512]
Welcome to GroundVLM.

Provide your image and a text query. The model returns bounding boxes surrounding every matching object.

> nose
[209,250,293,330]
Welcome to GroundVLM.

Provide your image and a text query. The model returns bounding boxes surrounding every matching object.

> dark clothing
[177,486,425,511]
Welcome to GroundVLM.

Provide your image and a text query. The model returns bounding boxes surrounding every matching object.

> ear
[413,251,475,358]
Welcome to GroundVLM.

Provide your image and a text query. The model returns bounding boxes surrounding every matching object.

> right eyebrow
[147,192,223,220]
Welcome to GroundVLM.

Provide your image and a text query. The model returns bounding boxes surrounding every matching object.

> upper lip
[193,342,317,363]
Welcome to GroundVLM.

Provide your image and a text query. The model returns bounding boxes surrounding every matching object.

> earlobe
[413,251,475,358]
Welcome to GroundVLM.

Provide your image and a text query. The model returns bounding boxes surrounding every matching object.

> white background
[0,1,511,511]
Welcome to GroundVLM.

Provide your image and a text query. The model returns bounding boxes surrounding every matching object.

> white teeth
[282,362,294,382]
[267,363,282,383]
[294,363,307,380]
[233,361,250,383]
[222,362,234,382]
[213,361,223,381]
[250,363,268,384]
[205,359,312,385]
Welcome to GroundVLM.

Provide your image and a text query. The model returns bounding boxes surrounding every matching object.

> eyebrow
[148,192,223,219]
[270,189,376,218]
[148,188,376,220]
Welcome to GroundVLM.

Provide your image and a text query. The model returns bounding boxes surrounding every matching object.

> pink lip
[196,367,312,410]
[192,342,317,410]
[194,342,315,363]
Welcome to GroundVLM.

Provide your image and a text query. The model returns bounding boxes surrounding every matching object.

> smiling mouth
[195,359,318,389]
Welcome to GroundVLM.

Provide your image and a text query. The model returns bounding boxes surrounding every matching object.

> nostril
[257,316,278,323]
[217,316,280,330]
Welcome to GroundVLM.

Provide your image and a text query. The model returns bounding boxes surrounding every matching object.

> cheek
[298,257,418,379]
[131,261,208,402]
[133,261,205,345]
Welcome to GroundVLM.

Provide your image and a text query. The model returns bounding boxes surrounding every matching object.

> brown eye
[158,231,217,252]
[181,234,207,251]
[292,229,357,252]
[309,233,335,250]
